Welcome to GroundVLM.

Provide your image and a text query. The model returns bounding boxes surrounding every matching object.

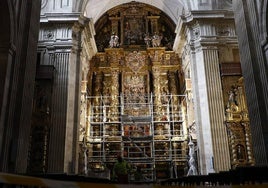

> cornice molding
[174,10,235,53]
[181,10,234,24]
[40,13,81,23]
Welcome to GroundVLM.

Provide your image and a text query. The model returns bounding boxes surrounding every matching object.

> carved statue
[109,32,119,48]
[151,32,162,47]
[144,33,151,47]
[226,86,239,112]
[187,138,198,176]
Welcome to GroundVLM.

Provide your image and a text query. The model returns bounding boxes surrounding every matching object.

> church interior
[0,0,268,186]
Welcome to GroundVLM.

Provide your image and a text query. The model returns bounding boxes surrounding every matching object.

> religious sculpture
[109,32,120,48]
[144,33,151,47]
[144,32,163,47]
[187,138,198,176]
[151,32,162,47]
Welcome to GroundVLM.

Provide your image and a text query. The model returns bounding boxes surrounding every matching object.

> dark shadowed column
[233,0,268,165]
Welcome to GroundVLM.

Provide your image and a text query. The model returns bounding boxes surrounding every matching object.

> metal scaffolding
[82,93,188,182]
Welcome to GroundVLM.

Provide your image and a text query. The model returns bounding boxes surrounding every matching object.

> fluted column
[38,20,74,173]
[47,51,70,173]
[192,46,231,174]
[205,48,230,172]
[39,17,91,174]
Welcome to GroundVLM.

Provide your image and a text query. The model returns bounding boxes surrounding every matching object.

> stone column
[233,0,268,165]
[191,45,231,173]
[5,0,41,173]
[62,20,83,174]
[66,17,97,174]
[174,12,237,174]
[38,22,73,173]
[0,45,15,162]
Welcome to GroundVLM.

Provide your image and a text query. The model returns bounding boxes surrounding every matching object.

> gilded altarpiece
[94,2,175,51]
[224,78,255,168]
[81,48,188,180]
[79,1,187,181]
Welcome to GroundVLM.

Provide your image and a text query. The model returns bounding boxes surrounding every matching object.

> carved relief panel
[122,74,148,115]
[122,50,149,116]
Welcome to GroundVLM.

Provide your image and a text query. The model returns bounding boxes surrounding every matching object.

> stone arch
[73,0,89,13]
[93,1,177,51]
[83,0,187,24]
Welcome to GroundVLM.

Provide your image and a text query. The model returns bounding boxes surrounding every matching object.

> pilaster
[191,44,216,174]
[37,14,97,174]
[193,44,232,173]
[202,46,230,172]
[175,11,237,174]
[66,17,97,174]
